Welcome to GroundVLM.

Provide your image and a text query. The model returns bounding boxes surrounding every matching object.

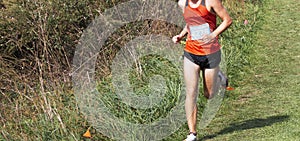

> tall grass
[0,0,264,140]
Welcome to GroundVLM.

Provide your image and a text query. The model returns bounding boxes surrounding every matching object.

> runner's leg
[184,57,200,134]
[202,66,220,99]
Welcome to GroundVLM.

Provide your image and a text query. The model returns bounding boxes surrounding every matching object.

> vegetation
[0,0,277,140]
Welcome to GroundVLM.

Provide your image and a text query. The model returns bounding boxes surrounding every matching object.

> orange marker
[226,86,234,91]
[83,127,92,138]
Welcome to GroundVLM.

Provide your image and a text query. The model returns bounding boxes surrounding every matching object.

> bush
[0,0,128,140]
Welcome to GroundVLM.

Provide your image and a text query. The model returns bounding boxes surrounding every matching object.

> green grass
[195,0,300,140]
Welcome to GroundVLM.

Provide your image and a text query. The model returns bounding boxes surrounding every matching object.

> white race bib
[189,23,211,40]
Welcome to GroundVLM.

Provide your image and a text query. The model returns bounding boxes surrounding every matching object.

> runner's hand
[198,33,217,44]
[172,35,182,44]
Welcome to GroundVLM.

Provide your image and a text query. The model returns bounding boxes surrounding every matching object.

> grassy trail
[200,0,300,140]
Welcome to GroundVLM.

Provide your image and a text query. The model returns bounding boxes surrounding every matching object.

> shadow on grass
[200,115,289,140]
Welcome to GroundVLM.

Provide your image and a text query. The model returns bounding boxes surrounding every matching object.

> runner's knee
[204,89,214,99]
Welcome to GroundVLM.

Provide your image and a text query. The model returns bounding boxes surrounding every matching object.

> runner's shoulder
[178,0,186,10]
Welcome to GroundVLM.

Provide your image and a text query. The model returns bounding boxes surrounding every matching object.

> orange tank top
[183,0,221,55]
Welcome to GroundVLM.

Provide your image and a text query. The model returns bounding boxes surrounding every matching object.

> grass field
[198,0,300,140]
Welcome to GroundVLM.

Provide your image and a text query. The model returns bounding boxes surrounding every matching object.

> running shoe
[184,133,197,141]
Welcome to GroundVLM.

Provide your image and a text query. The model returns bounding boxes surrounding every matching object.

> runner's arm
[178,0,188,37]
[179,24,188,38]
[173,25,188,43]
[178,0,186,13]
[172,0,188,43]
[209,0,232,37]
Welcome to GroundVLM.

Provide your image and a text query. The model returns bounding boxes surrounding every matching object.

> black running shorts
[184,50,221,69]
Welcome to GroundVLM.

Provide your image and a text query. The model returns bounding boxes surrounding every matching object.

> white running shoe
[184,133,197,141]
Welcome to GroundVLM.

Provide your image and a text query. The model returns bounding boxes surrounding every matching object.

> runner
[172,0,232,140]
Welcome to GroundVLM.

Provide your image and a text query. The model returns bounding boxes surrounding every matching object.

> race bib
[189,23,211,40]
